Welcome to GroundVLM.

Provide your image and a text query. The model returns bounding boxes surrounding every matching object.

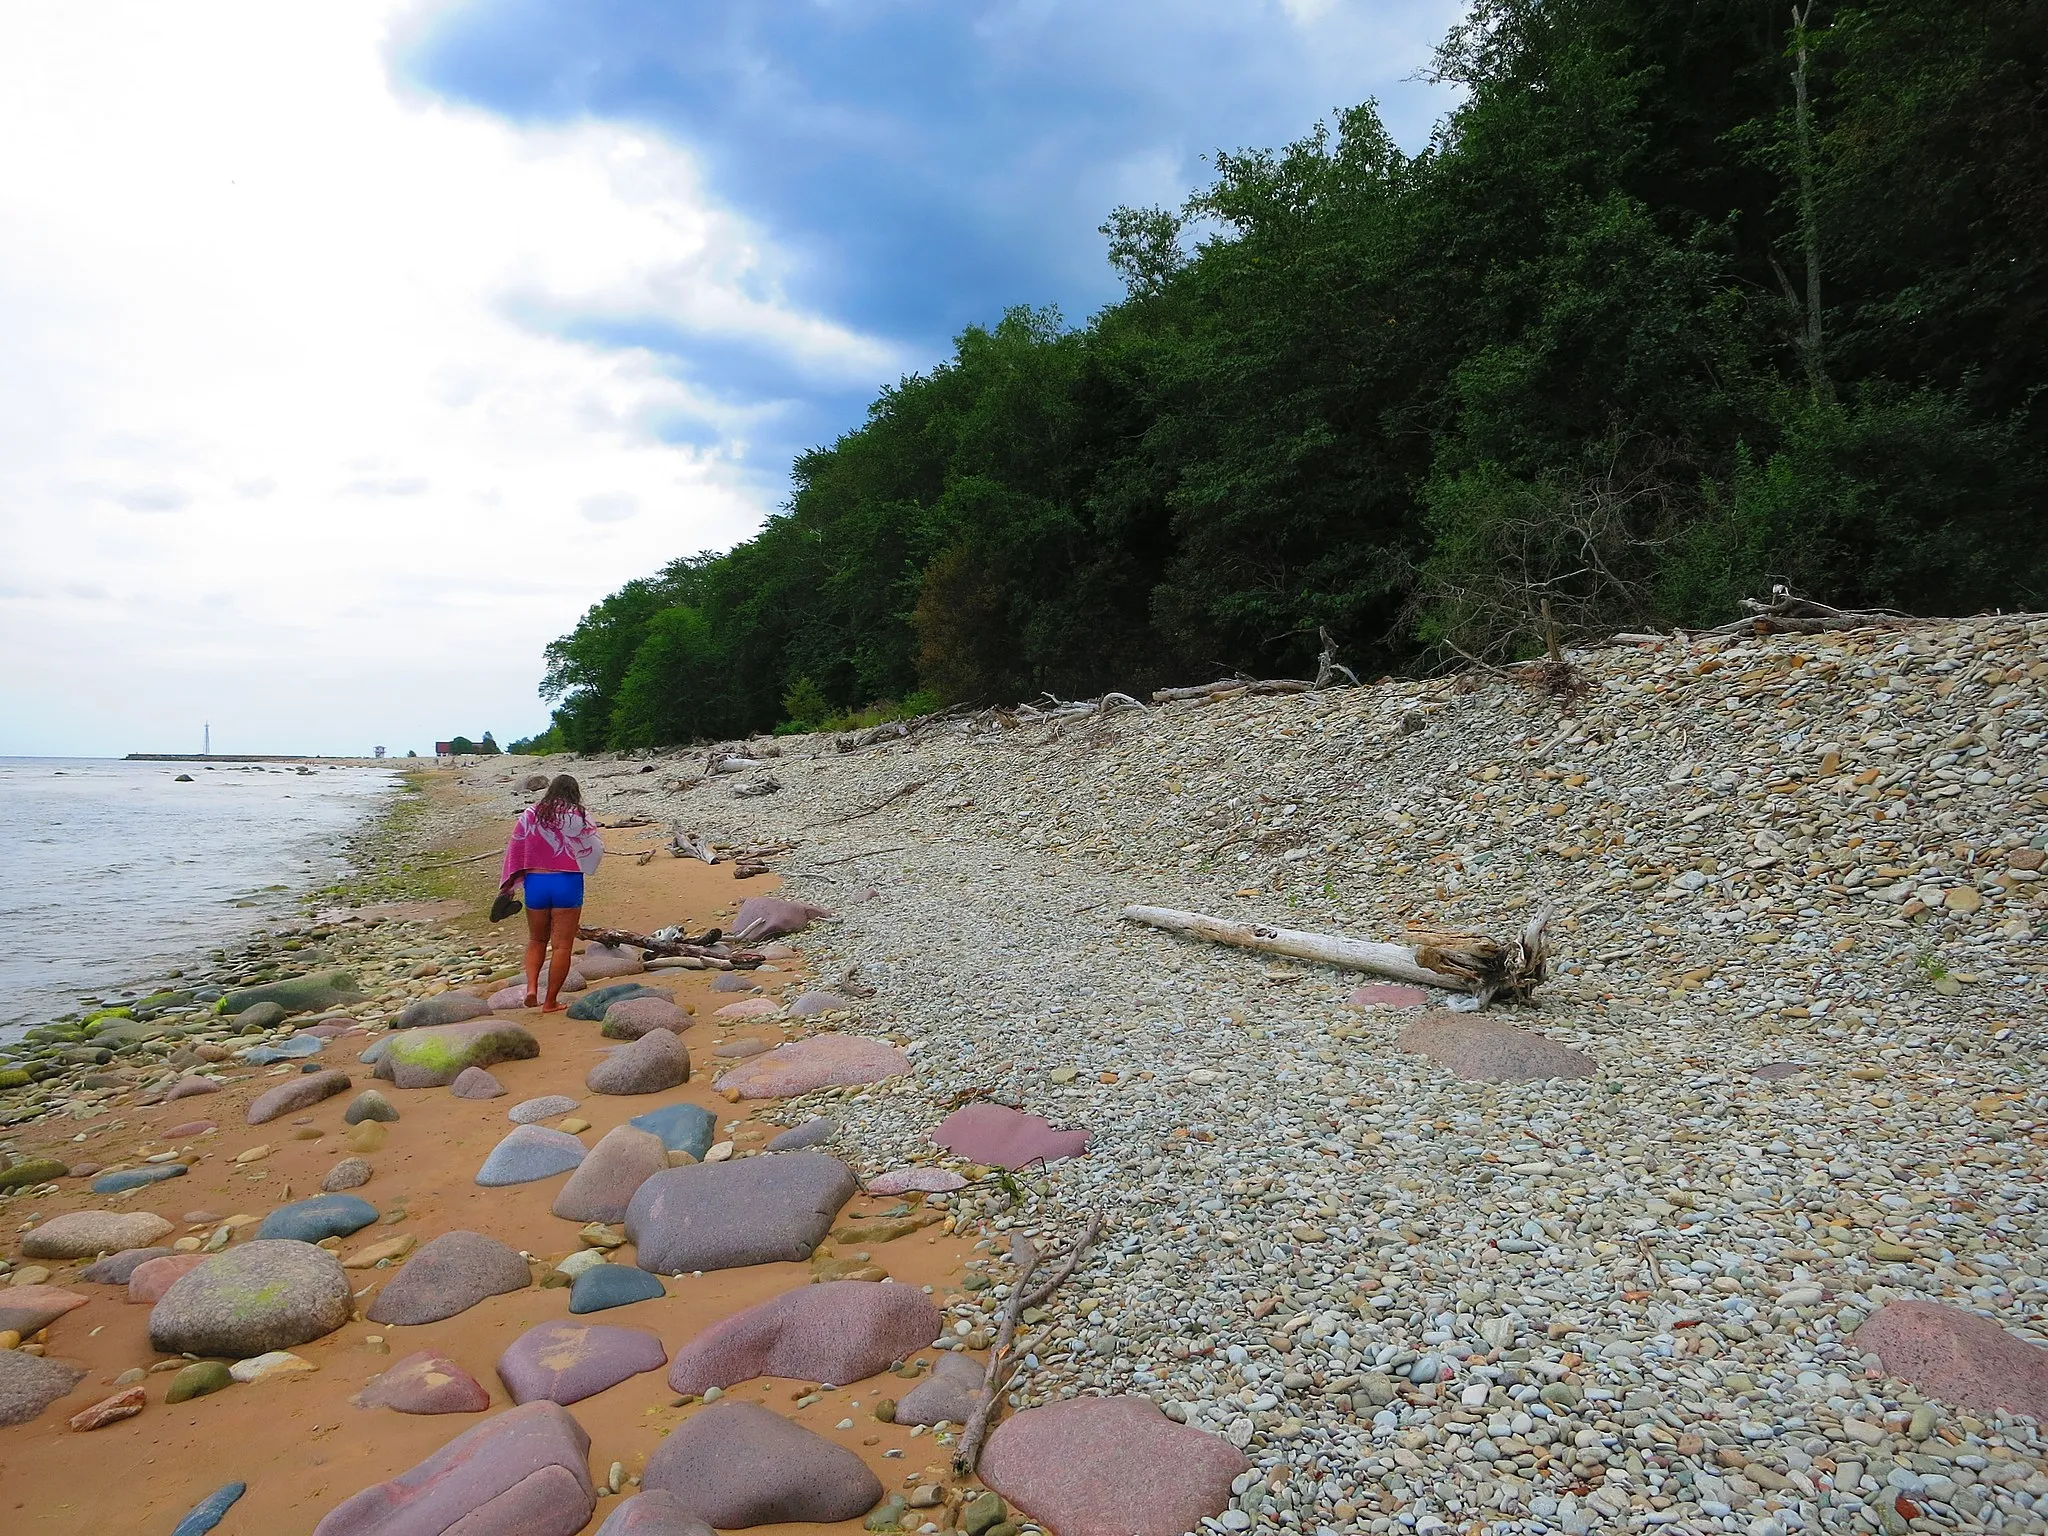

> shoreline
[0,766,1010,1535]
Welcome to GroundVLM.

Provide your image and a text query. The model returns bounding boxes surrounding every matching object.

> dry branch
[1122,905,1553,1006]
[825,780,927,824]
[669,826,719,864]
[954,1210,1106,1475]
[415,849,500,871]
[575,925,764,968]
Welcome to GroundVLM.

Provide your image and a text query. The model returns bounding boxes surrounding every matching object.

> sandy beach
[0,768,996,1535]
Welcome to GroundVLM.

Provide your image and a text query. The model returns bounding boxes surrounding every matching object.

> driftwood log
[1122,905,1553,1006]
[670,826,718,864]
[576,925,762,968]
[954,1210,1106,1475]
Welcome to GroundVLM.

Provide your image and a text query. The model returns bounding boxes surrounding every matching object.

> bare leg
[522,903,547,1008]
[541,907,581,1011]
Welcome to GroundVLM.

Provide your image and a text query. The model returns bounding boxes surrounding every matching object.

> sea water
[0,758,398,1037]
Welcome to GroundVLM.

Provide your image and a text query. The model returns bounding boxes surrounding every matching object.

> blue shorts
[522,872,584,910]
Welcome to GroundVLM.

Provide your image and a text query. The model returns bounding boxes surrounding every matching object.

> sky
[0,0,1460,757]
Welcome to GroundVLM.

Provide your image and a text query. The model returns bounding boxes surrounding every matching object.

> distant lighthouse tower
[203,722,210,756]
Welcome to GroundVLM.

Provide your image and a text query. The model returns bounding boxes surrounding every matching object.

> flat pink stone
[1854,1301,2048,1419]
[867,1167,968,1195]
[714,998,782,1021]
[715,1037,912,1099]
[931,1104,1087,1170]
[980,1396,1246,1536]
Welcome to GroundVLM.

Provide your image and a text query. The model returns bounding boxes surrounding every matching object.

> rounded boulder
[148,1240,353,1357]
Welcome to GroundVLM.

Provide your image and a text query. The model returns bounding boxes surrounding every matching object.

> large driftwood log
[954,1210,1105,1475]
[669,826,718,864]
[1122,905,1552,1006]
[576,925,762,968]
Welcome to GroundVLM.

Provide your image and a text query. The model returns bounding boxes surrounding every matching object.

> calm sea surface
[0,758,398,1037]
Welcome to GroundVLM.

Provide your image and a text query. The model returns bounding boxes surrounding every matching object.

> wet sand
[2,786,982,1535]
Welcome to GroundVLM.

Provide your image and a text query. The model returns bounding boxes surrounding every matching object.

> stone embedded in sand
[256,1193,378,1243]
[1854,1300,2048,1419]
[345,1121,389,1153]
[932,1104,1088,1170]
[896,1349,987,1427]
[578,943,646,980]
[712,997,782,1021]
[68,1384,146,1431]
[170,1481,246,1536]
[167,1076,223,1100]
[477,1125,587,1186]
[229,1349,317,1384]
[731,896,831,941]
[165,1360,234,1404]
[595,1490,716,1536]
[867,1166,967,1195]
[667,1280,940,1396]
[708,972,758,993]
[149,1239,352,1356]
[1347,983,1430,1008]
[239,1033,327,1065]
[0,1285,89,1338]
[0,1349,88,1426]
[1751,1061,1807,1080]
[765,1117,835,1152]
[627,1102,717,1161]
[714,1038,770,1059]
[93,1163,187,1194]
[353,1350,492,1414]
[602,996,692,1040]
[510,1094,579,1124]
[552,1125,669,1223]
[979,1395,1247,1536]
[366,1230,531,1325]
[324,1156,373,1191]
[627,1152,855,1275]
[79,1247,173,1285]
[248,1068,353,1124]
[715,1036,911,1099]
[1395,1012,1595,1082]
[311,1399,596,1536]
[451,1066,507,1099]
[788,991,859,1017]
[23,1210,174,1260]
[566,982,660,1021]
[497,1319,666,1406]
[219,969,364,1019]
[487,985,532,1011]
[393,991,493,1030]
[587,1029,691,1095]
[376,1020,539,1089]
[127,1253,211,1303]
[569,1264,666,1315]
[641,1400,880,1525]
[343,1090,399,1124]
[233,1000,290,1030]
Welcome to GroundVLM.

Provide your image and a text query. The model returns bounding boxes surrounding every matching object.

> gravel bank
[554,616,2048,1536]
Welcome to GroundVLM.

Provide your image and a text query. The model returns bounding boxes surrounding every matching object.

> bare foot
[540,1003,566,1014]
[522,994,539,1010]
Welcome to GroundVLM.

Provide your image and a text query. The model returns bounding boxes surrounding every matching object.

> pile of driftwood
[576,924,765,970]
[1123,905,1553,1007]
[1612,586,2006,644]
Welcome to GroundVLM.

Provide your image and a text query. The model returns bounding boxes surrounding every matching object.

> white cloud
[0,0,900,756]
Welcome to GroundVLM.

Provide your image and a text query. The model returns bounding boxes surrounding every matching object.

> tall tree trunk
[1791,2,1834,402]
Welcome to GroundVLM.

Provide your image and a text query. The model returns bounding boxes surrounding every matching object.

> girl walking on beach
[498,774,603,1012]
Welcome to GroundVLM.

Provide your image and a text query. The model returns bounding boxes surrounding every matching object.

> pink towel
[500,805,602,888]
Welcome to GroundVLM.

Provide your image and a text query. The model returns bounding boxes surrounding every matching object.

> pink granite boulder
[392,992,493,1030]
[497,1320,666,1406]
[451,1066,507,1099]
[932,1104,1088,1169]
[127,1253,211,1304]
[714,1036,911,1099]
[0,1349,88,1427]
[312,1399,596,1536]
[552,1125,669,1224]
[1854,1300,2048,1419]
[353,1350,492,1414]
[979,1395,1248,1536]
[0,1285,89,1337]
[731,896,832,941]
[366,1230,531,1326]
[1395,1013,1594,1082]
[895,1350,986,1427]
[713,997,782,1021]
[247,1068,353,1124]
[667,1280,940,1395]
[602,996,692,1040]
[626,1153,855,1275]
[789,991,859,1017]
[488,985,532,1011]
[586,1029,691,1095]
[167,1076,222,1100]
[639,1400,881,1525]
[577,944,646,980]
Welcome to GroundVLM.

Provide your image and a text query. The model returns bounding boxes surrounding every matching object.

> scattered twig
[1637,1238,1668,1292]
[1121,905,1553,1006]
[825,781,927,824]
[415,849,499,871]
[954,1210,1106,1475]
[808,847,909,867]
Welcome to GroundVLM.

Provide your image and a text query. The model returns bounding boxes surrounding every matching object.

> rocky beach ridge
[0,614,2046,1535]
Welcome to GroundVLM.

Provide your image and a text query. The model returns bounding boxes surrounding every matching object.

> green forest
[520,0,2048,754]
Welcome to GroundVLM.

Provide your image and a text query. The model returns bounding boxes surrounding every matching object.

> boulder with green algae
[0,1157,69,1190]
[216,970,364,1019]
[0,1069,36,1091]
[374,1020,540,1089]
